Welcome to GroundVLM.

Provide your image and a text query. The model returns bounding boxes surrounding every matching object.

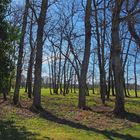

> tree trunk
[2,88,7,101]
[134,51,138,97]
[48,60,53,95]
[74,72,77,93]
[27,48,34,98]
[32,0,48,110]
[92,54,95,94]
[111,71,115,96]
[78,0,92,108]
[107,56,112,99]
[26,11,35,98]
[123,77,128,97]
[111,0,125,116]
[13,0,29,105]
[126,61,130,96]
[93,0,107,104]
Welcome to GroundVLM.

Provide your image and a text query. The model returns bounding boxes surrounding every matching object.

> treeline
[0,0,140,117]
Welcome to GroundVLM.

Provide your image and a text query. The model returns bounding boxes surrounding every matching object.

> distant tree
[134,49,138,97]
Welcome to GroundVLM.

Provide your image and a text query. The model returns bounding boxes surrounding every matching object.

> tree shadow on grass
[0,119,39,140]
[32,108,140,140]
[125,112,140,123]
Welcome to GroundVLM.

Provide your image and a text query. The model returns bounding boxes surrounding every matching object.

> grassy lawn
[0,88,140,140]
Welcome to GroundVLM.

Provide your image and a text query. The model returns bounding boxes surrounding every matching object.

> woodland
[0,0,140,139]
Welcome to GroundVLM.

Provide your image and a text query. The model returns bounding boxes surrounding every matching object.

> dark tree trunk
[92,54,95,94]
[134,51,138,97]
[2,88,7,101]
[13,0,29,105]
[27,48,35,98]
[93,0,107,104]
[111,71,115,96]
[111,0,125,116]
[107,56,112,99]
[123,77,128,97]
[74,72,77,93]
[57,35,63,94]
[126,62,130,96]
[78,0,92,108]
[48,60,53,95]
[32,0,48,110]
[26,11,35,99]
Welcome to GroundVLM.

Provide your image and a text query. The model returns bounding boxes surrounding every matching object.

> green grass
[2,112,140,140]
[0,88,140,140]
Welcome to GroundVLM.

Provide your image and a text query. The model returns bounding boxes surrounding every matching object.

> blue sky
[12,0,25,5]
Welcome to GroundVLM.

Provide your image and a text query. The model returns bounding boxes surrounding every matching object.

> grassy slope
[0,88,140,140]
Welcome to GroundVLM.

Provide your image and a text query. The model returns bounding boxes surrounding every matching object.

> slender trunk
[48,60,52,95]
[111,71,115,96]
[126,62,130,96]
[107,56,111,99]
[57,35,62,94]
[123,77,128,97]
[93,0,106,104]
[25,82,28,92]
[74,73,77,93]
[78,0,92,108]
[3,88,7,101]
[134,51,138,97]
[27,11,35,98]
[13,0,29,105]
[27,48,34,98]
[92,54,95,94]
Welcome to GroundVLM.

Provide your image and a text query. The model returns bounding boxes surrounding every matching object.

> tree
[0,0,10,40]
[32,0,48,110]
[78,0,92,108]
[0,0,15,100]
[13,0,29,105]
[111,0,125,115]
[93,0,107,104]
[134,48,138,97]
[25,10,35,98]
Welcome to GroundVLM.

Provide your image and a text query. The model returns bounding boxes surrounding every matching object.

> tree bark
[134,50,138,97]
[13,0,29,105]
[78,0,92,108]
[32,0,48,110]
[93,0,107,104]
[111,0,125,116]
[27,48,35,98]
[126,61,130,96]
[26,11,35,98]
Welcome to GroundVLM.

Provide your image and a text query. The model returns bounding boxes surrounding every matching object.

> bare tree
[93,0,107,104]
[13,0,29,105]
[32,0,48,110]
[111,0,125,115]
[78,0,92,108]
[26,9,36,98]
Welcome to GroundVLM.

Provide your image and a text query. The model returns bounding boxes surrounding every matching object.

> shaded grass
[0,119,39,140]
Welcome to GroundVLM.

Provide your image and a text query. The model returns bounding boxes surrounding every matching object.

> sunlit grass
[1,88,140,139]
